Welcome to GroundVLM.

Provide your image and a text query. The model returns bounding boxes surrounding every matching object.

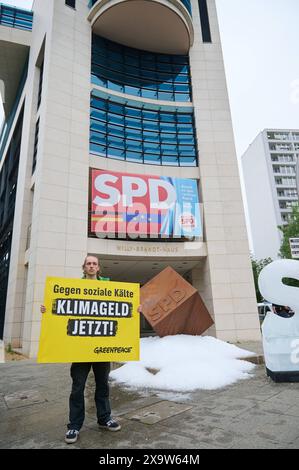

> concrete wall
[241,132,282,260]
[5,0,91,356]
[189,0,260,341]
[3,0,261,356]
[3,0,55,350]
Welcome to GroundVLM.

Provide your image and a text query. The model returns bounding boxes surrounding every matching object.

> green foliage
[251,256,273,302]
[278,204,299,259]
[278,204,299,288]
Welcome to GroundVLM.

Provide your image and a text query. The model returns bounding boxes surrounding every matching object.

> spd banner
[37,277,140,363]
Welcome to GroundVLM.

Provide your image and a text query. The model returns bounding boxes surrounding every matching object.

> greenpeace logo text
[94,346,133,354]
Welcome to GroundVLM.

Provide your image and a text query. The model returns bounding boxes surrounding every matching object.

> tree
[278,203,299,288]
[278,204,299,259]
[251,256,273,302]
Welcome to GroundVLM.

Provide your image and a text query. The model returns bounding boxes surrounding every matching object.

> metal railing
[0,3,33,31]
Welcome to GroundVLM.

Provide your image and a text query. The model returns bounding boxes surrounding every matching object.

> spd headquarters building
[0,0,261,357]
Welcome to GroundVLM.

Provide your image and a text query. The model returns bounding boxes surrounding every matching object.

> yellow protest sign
[37,277,140,363]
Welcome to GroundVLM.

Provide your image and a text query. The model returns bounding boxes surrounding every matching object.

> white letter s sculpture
[258,259,299,382]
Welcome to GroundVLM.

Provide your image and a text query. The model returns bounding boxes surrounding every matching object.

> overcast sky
[1,0,299,158]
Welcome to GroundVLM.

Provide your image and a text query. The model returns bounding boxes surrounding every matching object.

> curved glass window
[180,0,192,14]
[91,35,192,102]
[90,95,198,166]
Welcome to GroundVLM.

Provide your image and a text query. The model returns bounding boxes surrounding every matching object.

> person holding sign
[41,255,122,444]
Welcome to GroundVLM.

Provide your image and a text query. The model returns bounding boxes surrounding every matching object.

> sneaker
[98,418,121,432]
[65,429,79,444]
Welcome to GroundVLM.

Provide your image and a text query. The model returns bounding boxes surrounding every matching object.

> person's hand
[137,305,143,313]
[40,305,46,314]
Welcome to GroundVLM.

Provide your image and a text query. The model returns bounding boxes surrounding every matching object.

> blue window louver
[90,94,198,167]
[0,4,33,31]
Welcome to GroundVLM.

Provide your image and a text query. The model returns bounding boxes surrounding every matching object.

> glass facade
[0,4,33,31]
[0,107,23,338]
[92,35,191,102]
[90,94,197,166]
[181,0,192,14]
[0,58,28,162]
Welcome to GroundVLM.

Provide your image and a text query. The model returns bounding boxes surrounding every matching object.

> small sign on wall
[289,238,299,259]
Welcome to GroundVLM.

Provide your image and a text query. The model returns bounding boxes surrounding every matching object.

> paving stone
[284,404,299,418]
[1,361,299,449]
[288,437,299,449]
[4,390,46,409]
[158,410,243,448]
[230,438,296,449]
[225,409,299,445]
[125,401,193,424]
[85,418,207,449]
[86,381,162,417]
[0,402,67,446]
[188,397,257,419]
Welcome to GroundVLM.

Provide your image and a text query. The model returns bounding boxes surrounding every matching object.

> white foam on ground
[110,335,256,392]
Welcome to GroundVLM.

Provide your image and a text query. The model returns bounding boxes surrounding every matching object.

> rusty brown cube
[140,266,214,337]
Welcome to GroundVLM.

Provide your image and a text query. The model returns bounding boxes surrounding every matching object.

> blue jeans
[68,362,111,431]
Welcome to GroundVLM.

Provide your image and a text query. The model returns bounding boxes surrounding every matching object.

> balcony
[88,0,194,55]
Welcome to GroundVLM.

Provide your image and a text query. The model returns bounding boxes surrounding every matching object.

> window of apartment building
[279,166,295,175]
[281,177,296,186]
[269,143,292,151]
[272,154,295,163]
[292,133,299,141]
[281,214,289,223]
[285,189,298,197]
[279,201,296,210]
[198,0,212,43]
[65,0,76,8]
[284,155,295,162]
[32,118,40,174]
[280,189,298,198]
[267,132,289,141]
